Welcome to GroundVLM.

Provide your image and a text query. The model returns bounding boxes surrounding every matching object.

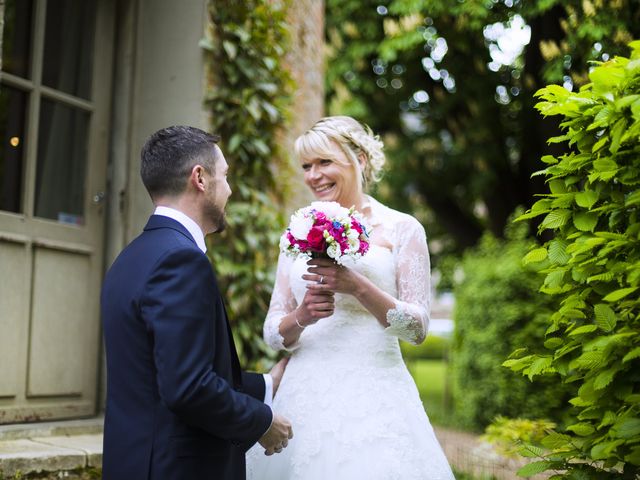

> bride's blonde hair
[294,116,385,189]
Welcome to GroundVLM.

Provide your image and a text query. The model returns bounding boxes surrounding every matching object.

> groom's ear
[189,164,207,192]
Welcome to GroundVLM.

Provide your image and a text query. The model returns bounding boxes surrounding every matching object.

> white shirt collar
[153,206,207,254]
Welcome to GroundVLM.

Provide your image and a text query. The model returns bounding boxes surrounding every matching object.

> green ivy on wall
[201,0,294,369]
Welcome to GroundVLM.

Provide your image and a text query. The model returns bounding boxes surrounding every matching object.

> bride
[246,116,455,479]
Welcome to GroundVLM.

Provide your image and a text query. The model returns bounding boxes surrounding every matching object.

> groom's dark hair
[140,125,221,199]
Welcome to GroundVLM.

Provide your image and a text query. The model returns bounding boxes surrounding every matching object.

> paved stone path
[0,418,549,479]
[435,427,549,480]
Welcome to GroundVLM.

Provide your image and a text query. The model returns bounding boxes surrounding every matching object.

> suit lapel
[220,300,243,388]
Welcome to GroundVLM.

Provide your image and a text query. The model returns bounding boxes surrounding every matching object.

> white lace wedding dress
[246,197,455,480]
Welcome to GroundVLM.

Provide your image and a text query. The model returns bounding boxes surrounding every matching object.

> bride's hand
[295,286,335,327]
[304,258,361,296]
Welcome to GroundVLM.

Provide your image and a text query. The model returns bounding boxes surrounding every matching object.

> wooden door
[0,0,114,423]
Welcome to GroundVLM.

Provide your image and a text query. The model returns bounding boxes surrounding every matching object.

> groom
[101,126,292,479]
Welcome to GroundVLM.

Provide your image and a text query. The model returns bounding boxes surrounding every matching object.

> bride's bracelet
[294,311,306,329]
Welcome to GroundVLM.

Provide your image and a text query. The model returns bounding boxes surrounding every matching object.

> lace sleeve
[263,253,300,352]
[385,219,431,345]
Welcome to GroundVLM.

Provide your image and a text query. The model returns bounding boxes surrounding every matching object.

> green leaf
[523,247,548,265]
[540,209,572,230]
[566,422,595,436]
[222,40,238,59]
[569,324,598,336]
[526,356,553,380]
[593,158,618,172]
[574,191,599,209]
[592,135,608,153]
[593,304,617,332]
[541,432,572,449]
[517,461,555,477]
[609,118,627,154]
[548,239,571,264]
[612,417,640,439]
[625,190,640,207]
[593,368,617,390]
[228,134,242,153]
[573,211,599,232]
[544,337,564,350]
[602,287,638,302]
[570,351,604,370]
[623,347,640,363]
[591,440,624,460]
[625,446,640,466]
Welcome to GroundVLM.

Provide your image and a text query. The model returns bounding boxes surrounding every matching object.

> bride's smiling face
[301,141,362,207]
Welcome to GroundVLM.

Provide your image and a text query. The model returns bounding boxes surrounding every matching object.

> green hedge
[504,42,640,479]
[450,225,571,432]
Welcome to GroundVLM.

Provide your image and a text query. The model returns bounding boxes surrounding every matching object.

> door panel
[0,239,28,398]
[28,246,92,397]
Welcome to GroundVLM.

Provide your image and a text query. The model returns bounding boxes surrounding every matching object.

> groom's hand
[269,357,290,398]
[259,414,293,455]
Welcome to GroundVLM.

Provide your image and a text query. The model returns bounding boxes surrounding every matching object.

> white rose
[289,213,314,240]
[279,233,291,252]
[326,243,340,259]
[311,201,348,219]
[348,237,360,253]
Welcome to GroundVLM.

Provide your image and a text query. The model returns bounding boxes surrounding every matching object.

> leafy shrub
[451,224,571,432]
[483,416,556,457]
[401,333,451,361]
[505,42,640,479]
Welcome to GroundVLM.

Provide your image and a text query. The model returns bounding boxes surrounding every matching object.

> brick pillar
[281,0,325,211]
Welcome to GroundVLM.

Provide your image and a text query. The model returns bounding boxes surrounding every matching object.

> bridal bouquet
[279,201,372,265]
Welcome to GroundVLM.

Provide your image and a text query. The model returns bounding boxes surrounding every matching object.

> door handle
[92,191,106,204]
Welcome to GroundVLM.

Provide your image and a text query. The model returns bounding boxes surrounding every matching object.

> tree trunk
[0,0,5,71]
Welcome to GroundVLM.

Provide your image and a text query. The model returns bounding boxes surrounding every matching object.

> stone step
[0,418,103,477]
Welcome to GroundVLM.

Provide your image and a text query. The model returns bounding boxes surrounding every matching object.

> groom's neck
[154,195,207,234]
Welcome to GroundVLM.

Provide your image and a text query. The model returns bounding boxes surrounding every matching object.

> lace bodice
[263,196,431,351]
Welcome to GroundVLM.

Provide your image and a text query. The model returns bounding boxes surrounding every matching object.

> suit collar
[153,206,207,253]
[144,215,200,248]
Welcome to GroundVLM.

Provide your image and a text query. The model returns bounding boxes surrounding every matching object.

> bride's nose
[308,164,322,181]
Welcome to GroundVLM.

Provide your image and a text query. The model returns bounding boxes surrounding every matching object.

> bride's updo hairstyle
[294,116,386,190]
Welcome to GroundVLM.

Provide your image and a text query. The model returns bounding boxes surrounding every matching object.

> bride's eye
[302,163,311,171]
[320,159,332,165]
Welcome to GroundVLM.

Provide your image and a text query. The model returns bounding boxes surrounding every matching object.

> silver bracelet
[294,311,306,329]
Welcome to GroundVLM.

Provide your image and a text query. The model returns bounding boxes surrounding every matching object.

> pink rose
[307,226,326,251]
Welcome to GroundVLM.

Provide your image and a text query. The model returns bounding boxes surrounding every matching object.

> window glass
[41,0,97,99]
[1,0,34,79]
[0,86,28,213]
[34,99,89,225]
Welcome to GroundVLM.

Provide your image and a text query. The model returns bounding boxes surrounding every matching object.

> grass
[406,358,459,429]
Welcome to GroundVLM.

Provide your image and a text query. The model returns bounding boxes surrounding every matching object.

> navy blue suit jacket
[101,215,272,480]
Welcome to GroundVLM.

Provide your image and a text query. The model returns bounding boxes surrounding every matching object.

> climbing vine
[201,0,294,368]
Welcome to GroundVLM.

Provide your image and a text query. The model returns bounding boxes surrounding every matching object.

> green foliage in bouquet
[505,42,640,479]
[451,223,571,432]
[201,1,294,368]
